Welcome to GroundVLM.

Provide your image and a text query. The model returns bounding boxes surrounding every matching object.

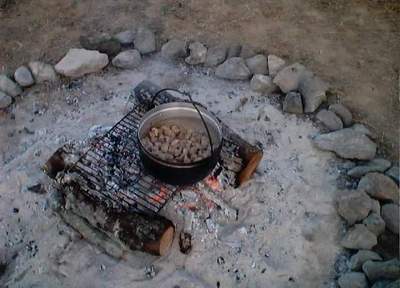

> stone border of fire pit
[1,26,399,287]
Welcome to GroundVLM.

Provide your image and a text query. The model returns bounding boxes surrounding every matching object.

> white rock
[245,54,267,75]
[250,74,276,94]
[185,42,207,65]
[340,224,377,250]
[0,74,22,97]
[113,30,135,45]
[299,71,328,113]
[28,61,58,83]
[0,91,13,109]
[273,63,306,93]
[134,27,156,54]
[14,66,34,87]
[316,109,344,131]
[161,39,187,61]
[329,103,352,126]
[215,57,251,80]
[312,128,377,160]
[55,48,109,78]
[204,45,227,67]
[283,91,303,114]
[268,55,286,77]
[112,50,141,69]
[338,272,368,288]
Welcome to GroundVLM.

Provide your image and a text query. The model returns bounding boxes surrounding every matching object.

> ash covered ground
[0,55,343,287]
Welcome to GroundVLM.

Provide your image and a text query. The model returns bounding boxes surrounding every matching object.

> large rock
[113,30,135,45]
[80,33,121,56]
[381,204,399,235]
[312,128,377,160]
[299,71,329,113]
[0,75,22,97]
[161,39,187,61]
[348,159,392,178]
[245,54,267,75]
[55,48,109,78]
[134,27,156,54]
[268,55,286,77]
[362,213,386,236]
[316,109,344,131]
[350,124,377,140]
[14,66,34,87]
[371,199,381,215]
[215,57,251,80]
[337,190,372,225]
[350,250,382,271]
[385,166,399,184]
[362,259,400,282]
[338,272,368,288]
[283,91,303,114]
[250,74,276,94]
[273,63,306,93]
[112,50,141,69]
[185,42,207,65]
[0,91,13,109]
[28,61,58,83]
[329,103,353,127]
[341,224,377,250]
[204,45,227,67]
[358,173,399,202]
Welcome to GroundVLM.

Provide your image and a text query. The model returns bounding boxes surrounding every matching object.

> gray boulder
[134,27,156,54]
[283,92,303,114]
[161,39,187,61]
[341,224,377,250]
[358,173,399,202]
[338,272,368,288]
[299,71,329,113]
[250,74,276,94]
[227,44,241,58]
[312,128,377,160]
[385,166,399,184]
[350,250,382,271]
[245,54,267,75]
[28,61,58,83]
[0,91,13,109]
[215,57,251,80]
[0,74,22,97]
[316,109,344,131]
[113,30,135,45]
[362,213,386,236]
[14,66,34,87]
[55,48,109,78]
[268,55,286,77]
[273,63,307,93]
[329,103,353,126]
[348,159,392,178]
[362,259,400,282]
[112,50,141,69]
[204,45,227,67]
[185,42,207,65]
[80,33,121,56]
[381,204,399,235]
[337,190,372,225]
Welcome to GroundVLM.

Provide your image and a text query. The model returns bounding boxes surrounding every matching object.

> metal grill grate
[71,99,243,215]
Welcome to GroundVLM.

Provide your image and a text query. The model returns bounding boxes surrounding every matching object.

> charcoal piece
[179,231,192,254]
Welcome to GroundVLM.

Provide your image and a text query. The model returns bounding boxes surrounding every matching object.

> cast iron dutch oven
[137,89,223,185]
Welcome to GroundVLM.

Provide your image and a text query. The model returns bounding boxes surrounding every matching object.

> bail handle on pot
[150,88,215,158]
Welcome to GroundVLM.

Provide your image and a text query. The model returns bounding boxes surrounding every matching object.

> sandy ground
[0,56,344,287]
[0,0,399,160]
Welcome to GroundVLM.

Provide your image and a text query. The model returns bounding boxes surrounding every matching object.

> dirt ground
[0,0,399,159]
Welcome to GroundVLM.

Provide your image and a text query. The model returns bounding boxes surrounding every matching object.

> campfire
[44,80,263,256]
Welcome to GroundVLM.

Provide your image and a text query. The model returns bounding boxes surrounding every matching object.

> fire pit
[44,80,263,256]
